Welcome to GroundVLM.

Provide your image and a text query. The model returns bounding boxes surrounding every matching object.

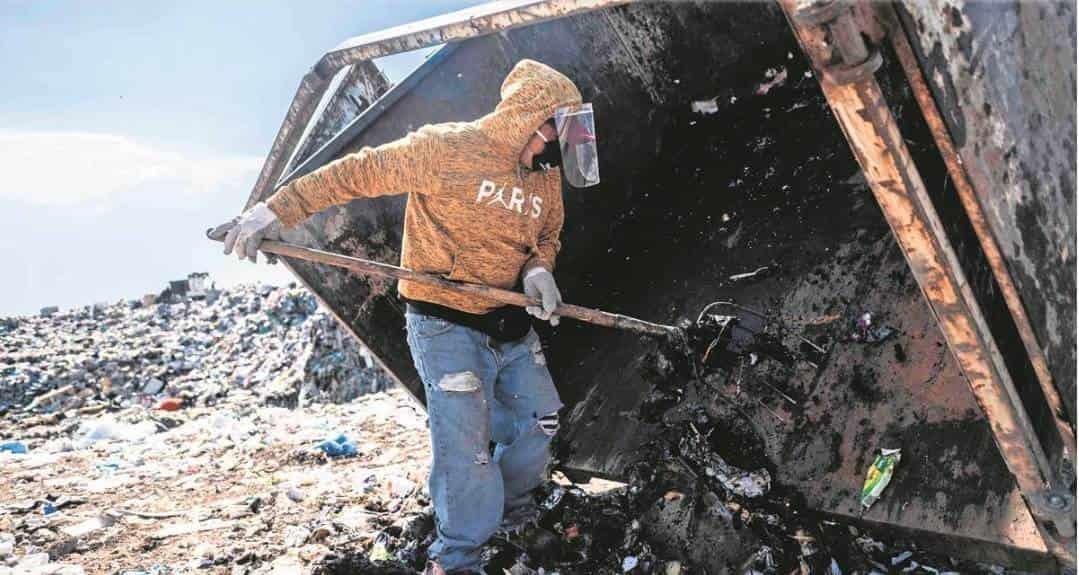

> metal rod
[214,238,679,339]
[778,0,1073,565]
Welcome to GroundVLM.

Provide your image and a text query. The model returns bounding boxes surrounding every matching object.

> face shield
[554,103,600,188]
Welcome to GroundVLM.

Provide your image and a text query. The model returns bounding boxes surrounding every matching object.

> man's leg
[492,329,564,514]
[406,313,502,573]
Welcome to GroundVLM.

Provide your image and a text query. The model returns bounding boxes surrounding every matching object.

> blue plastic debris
[0,441,27,454]
[42,502,57,515]
[317,434,357,458]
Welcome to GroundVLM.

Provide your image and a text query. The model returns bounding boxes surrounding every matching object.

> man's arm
[266,127,445,228]
[524,175,565,274]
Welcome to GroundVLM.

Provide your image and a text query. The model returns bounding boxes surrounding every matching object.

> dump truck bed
[244,1,1074,568]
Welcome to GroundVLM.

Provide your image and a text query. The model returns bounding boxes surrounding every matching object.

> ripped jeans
[405,311,562,573]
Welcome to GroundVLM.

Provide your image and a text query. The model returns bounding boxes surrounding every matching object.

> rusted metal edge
[883,4,1075,473]
[244,0,631,209]
[277,43,460,189]
[282,62,389,182]
[777,0,1074,566]
[316,0,632,75]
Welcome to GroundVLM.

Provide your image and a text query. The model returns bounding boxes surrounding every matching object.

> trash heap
[0,282,392,417]
[0,282,1011,574]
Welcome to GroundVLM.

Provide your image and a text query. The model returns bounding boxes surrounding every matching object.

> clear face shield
[555,103,600,188]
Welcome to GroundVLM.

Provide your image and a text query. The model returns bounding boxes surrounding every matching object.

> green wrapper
[860,448,901,509]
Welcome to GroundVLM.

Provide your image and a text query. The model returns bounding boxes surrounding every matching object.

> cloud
[0,131,262,206]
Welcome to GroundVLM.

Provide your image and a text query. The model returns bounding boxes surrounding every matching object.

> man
[215,59,599,574]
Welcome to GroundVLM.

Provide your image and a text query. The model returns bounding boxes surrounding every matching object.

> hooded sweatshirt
[266,59,583,314]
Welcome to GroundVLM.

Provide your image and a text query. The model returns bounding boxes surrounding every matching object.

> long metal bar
[883,4,1075,477]
[245,0,631,209]
[778,0,1074,567]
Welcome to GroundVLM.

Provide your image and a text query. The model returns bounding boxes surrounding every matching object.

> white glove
[523,267,562,326]
[222,202,281,263]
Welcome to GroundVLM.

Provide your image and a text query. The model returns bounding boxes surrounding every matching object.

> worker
[212,59,599,574]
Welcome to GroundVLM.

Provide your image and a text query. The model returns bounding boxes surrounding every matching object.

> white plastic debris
[621,556,639,572]
[283,525,311,548]
[74,419,157,448]
[691,98,719,115]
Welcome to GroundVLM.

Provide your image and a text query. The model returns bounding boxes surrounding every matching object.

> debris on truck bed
[0,283,1012,574]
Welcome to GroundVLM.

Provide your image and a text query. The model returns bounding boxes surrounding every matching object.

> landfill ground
[1,284,1022,574]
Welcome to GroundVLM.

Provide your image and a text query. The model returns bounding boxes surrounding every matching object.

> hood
[479,59,583,156]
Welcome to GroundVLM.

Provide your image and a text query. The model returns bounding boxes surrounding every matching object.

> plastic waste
[0,442,27,454]
[317,434,357,458]
[0,532,13,557]
[74,418,157,448]
[156,397,184,411]
[861,448,902,509]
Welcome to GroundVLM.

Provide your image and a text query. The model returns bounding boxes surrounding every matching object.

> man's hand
[523,268,562,326]
[212,202,281,264]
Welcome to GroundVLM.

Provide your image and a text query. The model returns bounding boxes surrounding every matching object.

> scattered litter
[156,397,184,411]
[62,514,117,538]
[368,540,393,562]
[891,550,913,566]
[151,519,238,540]
[861,448,902,509]
[755,67,788,95]
[852,312,897,344]
[0,532,13,557]
[0,441,27,454]
[3,552,85,575]
[141,378,165,395]
[728,266,770,282]
[0,281,1009,575]
[283,525,311,548]
[317,434,358,458]
[691,98,719,115]
[26,384,75,410]
[74,418,157,448]
[681,424,771,498]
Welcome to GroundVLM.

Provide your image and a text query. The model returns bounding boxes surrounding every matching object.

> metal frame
[244,0,630,210]
[778,0,1074,566]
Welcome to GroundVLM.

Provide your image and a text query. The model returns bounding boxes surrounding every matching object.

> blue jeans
[405,311,563,573]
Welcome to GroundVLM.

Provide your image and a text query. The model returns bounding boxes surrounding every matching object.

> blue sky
[0,0,483,316]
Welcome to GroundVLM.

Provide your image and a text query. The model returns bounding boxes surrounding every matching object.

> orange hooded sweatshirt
[266,59,582,314]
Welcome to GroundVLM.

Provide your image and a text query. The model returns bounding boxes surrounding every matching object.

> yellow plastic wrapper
[860,448,901,509]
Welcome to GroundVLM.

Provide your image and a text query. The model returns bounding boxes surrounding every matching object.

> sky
[0,0,484,316]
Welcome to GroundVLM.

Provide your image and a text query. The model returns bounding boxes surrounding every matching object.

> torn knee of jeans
[538,412,559,436]
[474,450,490,465]
[530,339,547,366]
[437,371,481,392]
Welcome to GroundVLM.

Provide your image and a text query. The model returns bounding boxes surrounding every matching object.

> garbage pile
[1,281,392,416]
[0,385,430,575]
[0,282,1010,574]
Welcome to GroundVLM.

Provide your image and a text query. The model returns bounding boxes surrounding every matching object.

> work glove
[214,202,281,264]
[523,267,562,326]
